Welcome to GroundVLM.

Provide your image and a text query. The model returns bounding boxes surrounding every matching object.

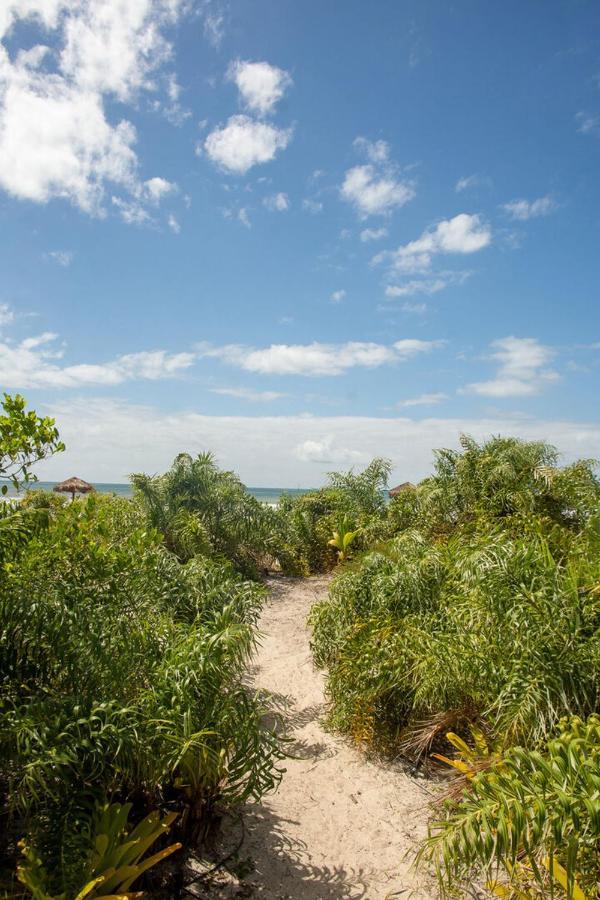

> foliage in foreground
[311,436,600,747]
[18,802,181,900]
[417,716,600,898]
[309,436,600,895]
[0,494,281,897]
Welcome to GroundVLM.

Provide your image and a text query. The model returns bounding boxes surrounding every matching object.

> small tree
[0,394,65,493]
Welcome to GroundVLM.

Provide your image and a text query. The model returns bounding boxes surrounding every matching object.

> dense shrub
[310,437,600,750]
[274,458,391,574]
[131,451,277,577]
[418,715,600,897]
[0,495,281,896]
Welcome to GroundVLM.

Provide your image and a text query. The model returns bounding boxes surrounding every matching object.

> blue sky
[1,0,599,485]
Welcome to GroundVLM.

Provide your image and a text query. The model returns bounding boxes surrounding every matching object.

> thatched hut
[388,481,416,498]
[53,477,95,502]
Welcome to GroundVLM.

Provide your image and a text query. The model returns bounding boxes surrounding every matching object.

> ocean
[5,482,312,506]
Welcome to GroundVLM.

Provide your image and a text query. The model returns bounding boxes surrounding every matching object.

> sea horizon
[6,481,315,505]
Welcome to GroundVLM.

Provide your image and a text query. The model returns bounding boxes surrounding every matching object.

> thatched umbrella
[389,481,416,498]
[53,476,96,502]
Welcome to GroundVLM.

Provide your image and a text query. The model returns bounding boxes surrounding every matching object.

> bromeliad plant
[18,803,181,900]
[328,517,361,562]
[418,716,600,899]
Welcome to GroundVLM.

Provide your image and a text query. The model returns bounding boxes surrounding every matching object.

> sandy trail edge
[192,575,437,900]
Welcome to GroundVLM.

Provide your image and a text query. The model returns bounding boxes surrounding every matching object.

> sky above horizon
[1,0,599,486]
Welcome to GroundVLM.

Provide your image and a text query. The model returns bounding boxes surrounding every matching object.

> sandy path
[190,576,436,900]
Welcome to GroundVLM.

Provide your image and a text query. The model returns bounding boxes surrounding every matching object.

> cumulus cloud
[294,436,366,465]
[228,60,292,116]
[204,115,292,174]
[32,396,600,486]
[341,166,414,217]
[330,290,346,303]
[0,328,194,389]
[263,191,289,211]
[144,176,176,202]
[0,0,185,215]
[502,196,557,220]
[199,339,442,377]
[374,213,491,274]
[340,137,415,217]
[464,336,558,398]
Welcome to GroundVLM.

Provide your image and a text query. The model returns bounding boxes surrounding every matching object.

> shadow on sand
[194,802,370,899]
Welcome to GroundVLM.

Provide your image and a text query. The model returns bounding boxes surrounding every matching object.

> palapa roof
[389,481,416,496]
[53,477,95,494]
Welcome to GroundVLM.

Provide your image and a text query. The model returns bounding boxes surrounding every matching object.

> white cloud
[0,329,194,389]
[575,110,600,136]
[401,301,427,314]
[397,392,448,408]
[238,207,251,228]
[0,0,185,215]
[111,196,151,226]
[263,191,289,211]
[341,138,415,217]
[330,289,346,303]
[210,386,287,402]
[200,339,442,377]
[32,396,600,486]
[360,227,388,242]
[502,196,557,220]
[204,115,292,174]
[455,174,491,192]
[374,213,491,274]
[144,176,176,202]
[341,165,414,217]
[294,436,366,465]
[464,336,558,398]
[385,271,471,297]
[0,304,15,327]
[45,250,74,267]
[227,60,292,116]
[302,198,323,214]
[167,213,180,233]
[202,3,226,48]
[353,137,390,163]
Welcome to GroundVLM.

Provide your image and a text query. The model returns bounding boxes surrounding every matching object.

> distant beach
[5,482,312,506]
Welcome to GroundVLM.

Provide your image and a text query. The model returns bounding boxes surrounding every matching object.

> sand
[187,575,437,900]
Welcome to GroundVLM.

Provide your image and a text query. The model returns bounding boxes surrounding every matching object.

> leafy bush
[0,495,281,896]
[275,458,391,574]
[417,716,600,898]
[310,438,600,750]
[131,451,276,577]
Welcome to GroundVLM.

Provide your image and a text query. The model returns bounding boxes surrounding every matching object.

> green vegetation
[2,395,598,899]
[0,401,282,898]
[273,457,391,574]
[309,435,600,896]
